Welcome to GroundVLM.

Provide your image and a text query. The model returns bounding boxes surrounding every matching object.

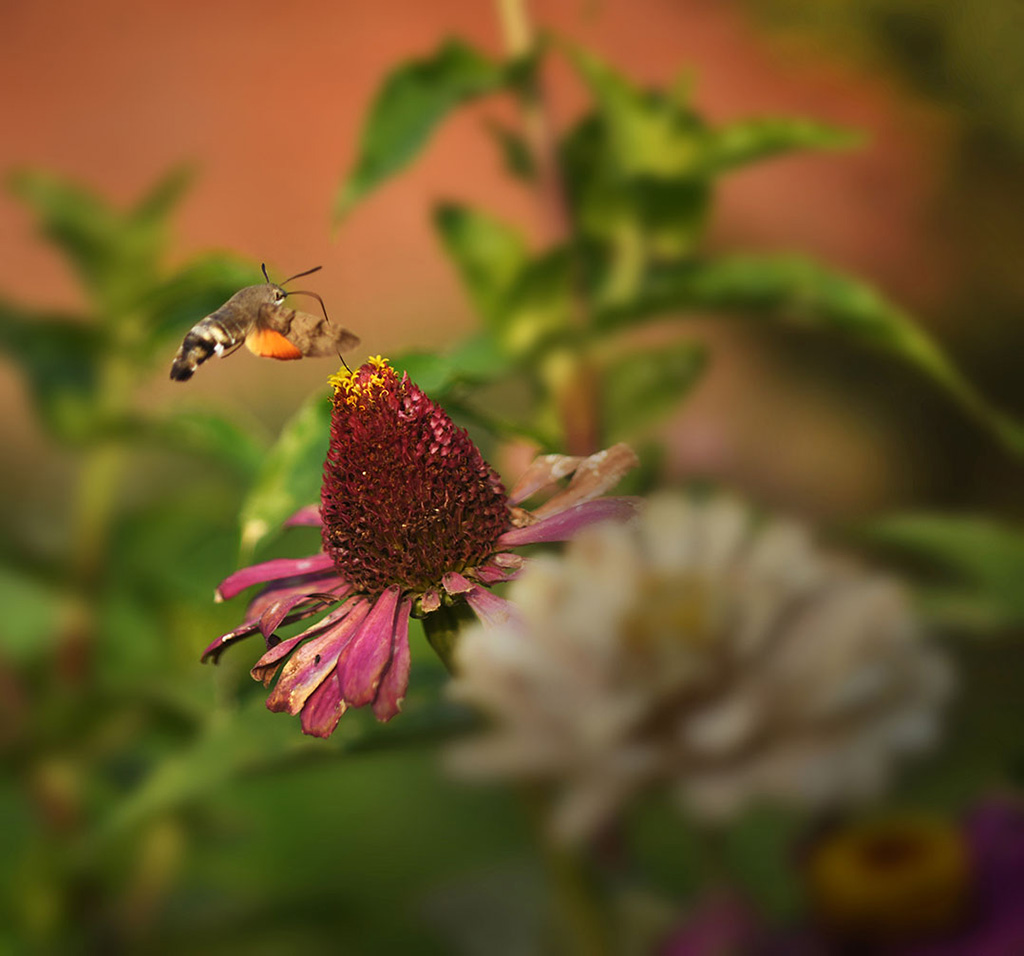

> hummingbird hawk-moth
[169,265,359,381]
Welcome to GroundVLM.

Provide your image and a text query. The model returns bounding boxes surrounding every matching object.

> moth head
[261,262,323,306]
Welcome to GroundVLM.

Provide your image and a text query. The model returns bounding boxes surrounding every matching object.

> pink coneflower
[202,357,638,738]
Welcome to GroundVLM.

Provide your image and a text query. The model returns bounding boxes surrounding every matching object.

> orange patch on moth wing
[245,328,303,360]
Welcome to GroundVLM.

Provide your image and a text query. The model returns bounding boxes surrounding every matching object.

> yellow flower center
[806,814,971,941]
[328,355,391,407]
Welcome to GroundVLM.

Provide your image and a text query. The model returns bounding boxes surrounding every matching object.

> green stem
[58,347,135,686]
[520,787,614,956]
[495,0,602,456]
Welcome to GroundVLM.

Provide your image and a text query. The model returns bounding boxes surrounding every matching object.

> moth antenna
[285,289,330,324]
[261,262,271,284]
[282,265,323,286]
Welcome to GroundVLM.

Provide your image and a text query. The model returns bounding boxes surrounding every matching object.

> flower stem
[520,787,614,956]
[58,355,134,686]
[495,0,602,456]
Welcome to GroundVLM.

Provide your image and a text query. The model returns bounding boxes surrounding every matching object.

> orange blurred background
[1,0,1015,518]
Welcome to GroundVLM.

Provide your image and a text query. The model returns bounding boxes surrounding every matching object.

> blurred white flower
[447,494,952,842]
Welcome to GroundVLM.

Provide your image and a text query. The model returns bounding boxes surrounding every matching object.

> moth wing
[254,302,360,358]
[245,327,303,360]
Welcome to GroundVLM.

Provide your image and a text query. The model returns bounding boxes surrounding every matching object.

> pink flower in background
[202,357,638,737]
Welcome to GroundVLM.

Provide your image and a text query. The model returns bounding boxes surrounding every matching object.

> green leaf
[129,164,194,228]
[565,45,858,177]
[0,300,103,440]
[85,688,472,853]
[87,698,328,848]
[448,332,514,382]
[603,341,707,442]
[0,564,65,664]
[434,203,529,327]
[483,118,537,181]
[335,40,521,221]
[8,168,188,317]
[8,168,123,302]
[597,254,1024,456]
[858,514,1024,631]
[238,390,332,554]
[560,112,711,264]
[391,335,513,399]
[499,248,575,356]
[563,46,706,178]
[560,47,856,270]
[108,410,268,475]
[698,117,862,173]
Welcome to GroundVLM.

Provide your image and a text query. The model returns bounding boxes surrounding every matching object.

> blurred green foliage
[325,33,1024,462]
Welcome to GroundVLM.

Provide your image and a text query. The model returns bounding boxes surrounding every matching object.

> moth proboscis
[169,264,359,382]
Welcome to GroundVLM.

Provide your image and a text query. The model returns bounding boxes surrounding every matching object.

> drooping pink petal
[264,600,370,714]
[475,564,521,585]
[250,601,360,684]
[200,619,262,664]
[465,586,520,629]
[532,444,639,518]
[215,554,335,602]
[284,504,323,528]
[202,594,340,664]
[372,599,413,722]
[244,574,345,624]
[337,586,402,707]
[258,591,340,639]
[497,497,642,547]
[507,453,584,505]
[442,571,473,595]
[420,589,441,613]
[299,672,346,738]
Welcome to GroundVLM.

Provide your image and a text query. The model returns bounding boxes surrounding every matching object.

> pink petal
[507,453,584,505]
[372,599,413,722]
[250,601,360,683]
[532,444,639,518]
[497,497,642,547]
[465,586,520,629]
[299,673,346,738]
[265,600,370,715]
[442,571,473,595]
[203,595,345,664]
[244,574,345,624]
[200,619,261,664]
[475,564,520,585]
[284,504,323,528]
[215,554,335,602]
[337,586,402,707]
[258,591,341,639]
[420,590,441,613]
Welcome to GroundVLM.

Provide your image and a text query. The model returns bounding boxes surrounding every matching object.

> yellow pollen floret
[329,357,393,407]
[328,367,355,394]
